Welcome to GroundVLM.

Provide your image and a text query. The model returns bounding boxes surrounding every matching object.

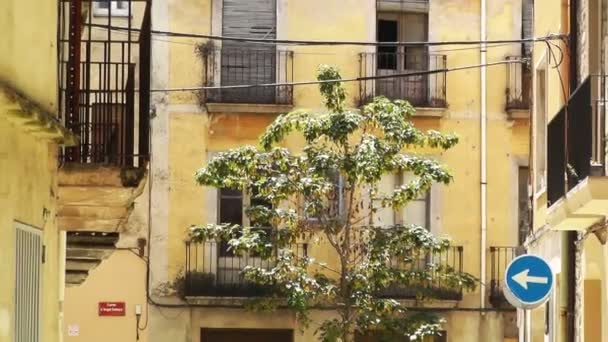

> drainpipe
[480,0,488,312]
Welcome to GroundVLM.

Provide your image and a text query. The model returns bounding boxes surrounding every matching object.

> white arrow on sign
[512,269,549,290]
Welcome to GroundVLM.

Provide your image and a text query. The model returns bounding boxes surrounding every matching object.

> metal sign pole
[524,309,531,342]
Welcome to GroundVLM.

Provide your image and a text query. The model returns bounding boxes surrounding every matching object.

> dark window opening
[218,188,243,256]
[377,19,398,69]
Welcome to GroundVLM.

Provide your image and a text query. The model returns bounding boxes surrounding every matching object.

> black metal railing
[359,52,447,107]
[547,77,594,205]
[506,56,531,110]
[58,0,151,167]
[199,48,294,105]
[489,246,519,307]
[378,246,464,300]
[184,240,308,297]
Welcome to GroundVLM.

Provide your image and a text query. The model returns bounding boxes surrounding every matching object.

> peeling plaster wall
[62,251,148,342]
[0,119,61,342]
[0,0,62,341]
[0,0,58,112]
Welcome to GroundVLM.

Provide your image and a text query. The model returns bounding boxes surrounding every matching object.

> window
[217,187,272,256]
[518,167,531,244]
[375,12,430,106]
[218,0,278,103]
[94,1,130,16]
[303,170,345,222]
[398,172,431,229]
[376,13,428,71]
[218,188,243,256]
[14,222,43,342]
[534,68,547,193]
[373,172,431,229]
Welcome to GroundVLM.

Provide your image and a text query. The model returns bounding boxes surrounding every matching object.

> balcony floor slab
[547,176,608,230]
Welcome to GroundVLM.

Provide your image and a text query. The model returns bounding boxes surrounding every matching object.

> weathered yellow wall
[0,0,62,341]
[0,119,61,342]
[63,251,148,342]
[0,0,58,113]
[147,0,531,341]
[584,279,602,342]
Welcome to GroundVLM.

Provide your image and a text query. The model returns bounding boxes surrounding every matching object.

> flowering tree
[191,66,475,342]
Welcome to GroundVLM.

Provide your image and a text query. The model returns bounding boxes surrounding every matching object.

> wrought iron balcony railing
[199,48,294,105]
[184,240,308,298]
[378,246,464,300]
[359,52,447,107]
[58,0,151,167]
[489,246,519,307]
[506,56,532,110]
[185,238,464,301]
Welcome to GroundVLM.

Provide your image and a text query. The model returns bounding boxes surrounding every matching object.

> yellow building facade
[0,0,75,342]
[56,0,540,341]
[143,0,531,341]
[525,0,608,341]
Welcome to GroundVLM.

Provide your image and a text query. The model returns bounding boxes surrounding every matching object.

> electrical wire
[84,22,565,47]
[150,59,525,93]
[89,26,522,55]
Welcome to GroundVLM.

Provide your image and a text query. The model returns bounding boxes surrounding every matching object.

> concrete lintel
[507,108,530,120]
[413,107,447,118]
[206,102,293,114]
[377,1,429,13]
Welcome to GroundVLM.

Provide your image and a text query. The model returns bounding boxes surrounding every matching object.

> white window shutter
[14,222,42,342]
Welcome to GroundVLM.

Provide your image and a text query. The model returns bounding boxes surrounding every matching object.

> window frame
[533,53,549,198]
[216,187,273,257]
[372,172,432,229]
[93,1,130,17]
[397,172,431,229]
[376,12,429,71]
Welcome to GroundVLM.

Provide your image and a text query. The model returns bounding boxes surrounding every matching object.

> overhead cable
[150,59,525,93]
[84,23,566,47]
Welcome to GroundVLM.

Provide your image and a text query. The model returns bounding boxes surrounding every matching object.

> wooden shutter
[522,0,534,56]
[14,222,42,342]
[222,0,276,41]
[220,0,277,102]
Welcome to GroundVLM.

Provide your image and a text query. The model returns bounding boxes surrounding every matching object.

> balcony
[546,76,608,231]
[185,240,464,301]
[506,56,531,117]
[489,246,520,307]
[378,246,464,300]
[58,0,151,167]
[199,47,294,113]
[184,240,308,298]
[56,0,151,286]
[359,52,447,110]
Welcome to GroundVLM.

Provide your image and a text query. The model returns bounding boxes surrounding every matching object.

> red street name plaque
[98,302,126,316]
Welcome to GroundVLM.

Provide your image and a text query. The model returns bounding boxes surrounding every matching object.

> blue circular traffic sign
[503,254,553,309]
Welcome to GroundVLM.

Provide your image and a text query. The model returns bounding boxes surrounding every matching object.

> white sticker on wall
[67,324,79,337]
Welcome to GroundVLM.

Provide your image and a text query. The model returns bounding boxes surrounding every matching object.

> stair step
[59,206,129,220]
[67,247,115,260]
[66,258,102,271]
[66,270,89,286]
[67,232,119,246]
[59,216,126,231]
